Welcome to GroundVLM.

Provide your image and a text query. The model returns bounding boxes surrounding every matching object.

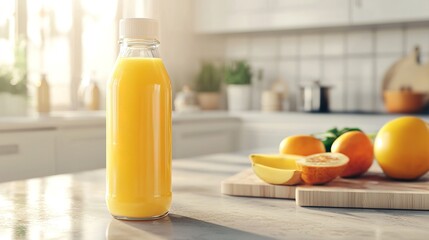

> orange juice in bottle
[106,18,172,220]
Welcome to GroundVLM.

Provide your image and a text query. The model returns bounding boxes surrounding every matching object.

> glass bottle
[37,73,50,113]
[106,18,172,220]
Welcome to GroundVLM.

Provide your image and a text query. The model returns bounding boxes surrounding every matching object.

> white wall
[120,0,199,94]
[197,25,429,112]
[153,1,429,113]
[158,0,199,93]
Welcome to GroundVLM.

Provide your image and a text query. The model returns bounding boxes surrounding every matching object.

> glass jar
[106,18,172,220]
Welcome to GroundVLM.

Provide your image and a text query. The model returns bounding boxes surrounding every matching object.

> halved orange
[296,153,349,185]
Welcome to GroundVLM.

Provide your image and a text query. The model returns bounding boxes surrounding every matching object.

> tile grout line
[320,32,324,83]
[402,25,407,56]
[217,25,425,113]
[296,34,302,111]
[372,27,378,112]
[343,30,348,112]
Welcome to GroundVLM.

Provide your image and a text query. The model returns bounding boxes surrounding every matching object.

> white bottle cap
[119,18,159,40]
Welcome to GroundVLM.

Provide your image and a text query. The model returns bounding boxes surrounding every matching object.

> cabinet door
[0,130,56,182]
[173,120,240,158]
[269,0,350,29]
[56,127,106,174]
[195,0,269,33]
[351,0,429,24]
[195,0,349,33]
[224,0,270,32]
[194,0,229,33]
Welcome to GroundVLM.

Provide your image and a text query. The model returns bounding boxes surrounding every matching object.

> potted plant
[195,62,222,110]
[0,40,28,116]
[0,67,28,116]
[224,60,252,111]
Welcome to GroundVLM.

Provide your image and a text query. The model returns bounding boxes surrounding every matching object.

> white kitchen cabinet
[173,118,241,158]
[194,0,349,33]
[0,130,56,182]
[351,0,429,24]
[55,127,106,174]
[195,0,429,34]
[223,0,270,32]
[268,0,349,29]
[194,0,229,33]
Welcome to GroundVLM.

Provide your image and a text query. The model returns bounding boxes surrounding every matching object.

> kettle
[300,80,332,113]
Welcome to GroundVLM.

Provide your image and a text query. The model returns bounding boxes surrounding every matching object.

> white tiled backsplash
[200,24,429,112]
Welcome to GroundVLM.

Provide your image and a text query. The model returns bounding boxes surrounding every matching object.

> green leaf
[224,60,252,85]
[195,62,222,92]
[0,37,27,96]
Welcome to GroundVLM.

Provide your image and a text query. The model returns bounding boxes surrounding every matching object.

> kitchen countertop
[0,111,107,131]
[1,153,428,239]
[0,111,240,131]
[1,110,428,132]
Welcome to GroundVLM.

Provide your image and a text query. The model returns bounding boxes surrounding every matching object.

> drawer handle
[0,144,19,155]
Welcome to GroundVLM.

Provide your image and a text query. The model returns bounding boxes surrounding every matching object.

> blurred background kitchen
[1,0,429,182]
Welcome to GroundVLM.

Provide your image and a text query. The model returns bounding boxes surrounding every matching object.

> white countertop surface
[1,152,428,239]
[0,110,428,132]
[0,111,106,131]
[0,111,238,131]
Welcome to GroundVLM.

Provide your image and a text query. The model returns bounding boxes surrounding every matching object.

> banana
[252,163,302,186]
[249,153,303,169]
[249,154,305,185]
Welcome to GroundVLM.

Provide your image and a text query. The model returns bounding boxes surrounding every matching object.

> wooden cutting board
[383,48,429,94]
[221,166,429,210]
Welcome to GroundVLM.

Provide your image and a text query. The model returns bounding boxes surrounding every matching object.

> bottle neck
[119,38,160,58]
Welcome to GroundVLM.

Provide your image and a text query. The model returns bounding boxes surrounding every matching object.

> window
[28,0,121,110]
[0,0,159,111]
[1,0,123,111]
[0,1,16,65]
[27,0,74,109]
[81,0,119,110]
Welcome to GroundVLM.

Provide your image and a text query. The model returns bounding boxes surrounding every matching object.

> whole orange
[279,135,325,156]
[331,131,373,177]
[374,116,429,180]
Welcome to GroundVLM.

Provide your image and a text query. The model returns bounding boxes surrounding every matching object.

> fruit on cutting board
[249,154,303,185]
[296,153,349,185]
[279,135,325,156]
[315,127,362,152]
[374,116,429,180]
[331,131,374,178]
[252,163,302,185]
[250,154,302,169]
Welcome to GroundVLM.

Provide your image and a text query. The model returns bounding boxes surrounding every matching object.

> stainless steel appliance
[300,81,331,113]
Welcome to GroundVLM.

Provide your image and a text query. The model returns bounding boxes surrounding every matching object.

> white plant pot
[0,93,28,116]
[227,84,251,111]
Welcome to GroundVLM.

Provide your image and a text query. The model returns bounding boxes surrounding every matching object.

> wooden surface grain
[221,166,429,210]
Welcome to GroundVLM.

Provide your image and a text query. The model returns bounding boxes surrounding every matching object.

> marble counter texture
[1,153,429,239]
[1,110,429,132]
[0,111,238,131]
